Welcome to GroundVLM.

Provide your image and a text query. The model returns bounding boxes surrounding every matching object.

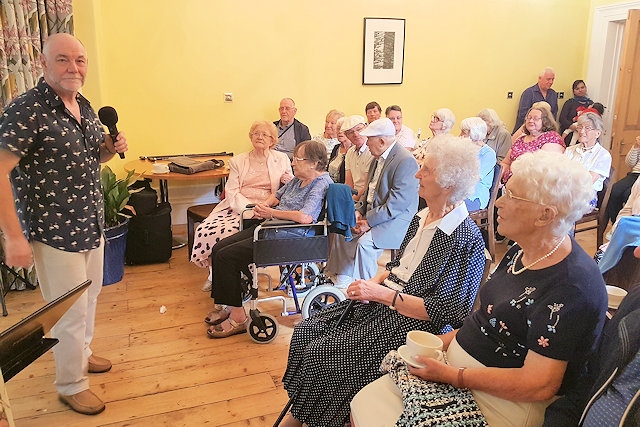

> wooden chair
[186,203,218,260]
[469,164,502,262]
[472,249,494,313]
[574,166,615,249]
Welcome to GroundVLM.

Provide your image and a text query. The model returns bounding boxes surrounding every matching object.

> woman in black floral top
[352,150,608,427]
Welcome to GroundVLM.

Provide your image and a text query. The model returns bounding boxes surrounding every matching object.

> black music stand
[0,280,91,382]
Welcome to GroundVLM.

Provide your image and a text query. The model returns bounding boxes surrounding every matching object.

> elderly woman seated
[279,137,487,427]
[312,109,344,155]
[351,151,607,427]
[460,117,497,211]
[477,108,512,163]
[413,107,456,165]
[205,140,332,338]
[192,121,292,294]
[564,112,611,211]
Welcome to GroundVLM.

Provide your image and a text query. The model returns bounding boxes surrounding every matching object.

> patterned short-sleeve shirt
[0,78,106,252]
[456,239,607,394]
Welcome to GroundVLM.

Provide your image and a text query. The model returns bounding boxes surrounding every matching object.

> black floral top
[456,238,607,394]
[0,78,106,252]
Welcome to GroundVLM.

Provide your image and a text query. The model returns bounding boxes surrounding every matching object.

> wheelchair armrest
[253,219,326,240]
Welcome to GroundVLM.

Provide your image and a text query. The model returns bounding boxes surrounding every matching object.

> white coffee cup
[606,285,627,309]
[406,330,444,361]
[153,163,170,174]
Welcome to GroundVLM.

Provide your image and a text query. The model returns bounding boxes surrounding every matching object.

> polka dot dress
[191,209,241,267]
[281,216,486,427]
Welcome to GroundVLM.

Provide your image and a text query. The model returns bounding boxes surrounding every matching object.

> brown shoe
[59,389,105,415]
[204,305,230,325]
[88,354,112,373]
[207,317,249,338]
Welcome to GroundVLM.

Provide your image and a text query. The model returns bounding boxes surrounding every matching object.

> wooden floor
[0,227,599,426]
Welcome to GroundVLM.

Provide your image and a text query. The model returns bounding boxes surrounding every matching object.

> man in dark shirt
[0,33,127,415]
[273,97,311,160]
[513,67,558,133]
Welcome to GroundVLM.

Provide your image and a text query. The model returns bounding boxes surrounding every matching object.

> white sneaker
[201,279,212,292]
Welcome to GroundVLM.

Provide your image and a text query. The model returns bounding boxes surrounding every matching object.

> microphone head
[98,106,118,127]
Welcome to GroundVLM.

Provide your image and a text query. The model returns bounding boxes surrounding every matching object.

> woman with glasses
[502,105,564,183]
[564,112,611,211]
[192,121,292,293]
[351,151,607,427]
[205,140,332,338]
[413,107,456,165]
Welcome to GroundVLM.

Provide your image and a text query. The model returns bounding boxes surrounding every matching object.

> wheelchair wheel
[301,285,346,319]
[282,263,321,296]
[247,313,279,344]
[240,271,253,304]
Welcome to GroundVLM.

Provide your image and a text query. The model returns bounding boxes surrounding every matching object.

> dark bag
[167,156,225,174]
[128,179,158,216]
[125,202,172,264]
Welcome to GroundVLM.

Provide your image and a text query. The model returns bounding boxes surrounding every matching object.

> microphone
[98,106,124,159]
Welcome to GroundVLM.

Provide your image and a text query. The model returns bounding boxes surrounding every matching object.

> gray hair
[539,67,555,77]
[434,108,456,133]
[510,151,593,235]
[422,134,480,204]
[577,112,604,144]
[477,108,504,131]
[460,117,487,142]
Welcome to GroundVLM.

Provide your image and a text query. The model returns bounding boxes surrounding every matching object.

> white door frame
[587,1,640,149]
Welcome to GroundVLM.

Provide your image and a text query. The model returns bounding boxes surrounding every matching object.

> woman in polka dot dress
[191,121,292,294]
[279,136,486,427]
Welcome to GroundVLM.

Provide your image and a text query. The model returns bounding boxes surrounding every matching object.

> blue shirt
[0,78,106,252]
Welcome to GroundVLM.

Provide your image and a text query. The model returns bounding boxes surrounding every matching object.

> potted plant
[101,166,140,285]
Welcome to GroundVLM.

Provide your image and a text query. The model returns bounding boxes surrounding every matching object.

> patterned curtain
[0,0,73,107]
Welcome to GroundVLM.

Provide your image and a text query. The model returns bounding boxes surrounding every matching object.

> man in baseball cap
[326,118,419,286]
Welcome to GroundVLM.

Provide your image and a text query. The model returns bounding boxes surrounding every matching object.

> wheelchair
[241,184,355,343]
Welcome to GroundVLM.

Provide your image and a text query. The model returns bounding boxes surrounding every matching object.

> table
[124,156,231,203]
[124,156,231,248]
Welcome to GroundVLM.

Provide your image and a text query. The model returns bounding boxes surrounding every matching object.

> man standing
[513,67,558,133]
[0,33,127,415]
[273,97,311,160]
[326,118,419,285]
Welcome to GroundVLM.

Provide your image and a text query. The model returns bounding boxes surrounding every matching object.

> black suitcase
[128,179,158,216]
[125,202,172,264]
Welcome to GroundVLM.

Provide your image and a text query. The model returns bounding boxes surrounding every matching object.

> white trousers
[31,240,104,395]
[325,231,384,280]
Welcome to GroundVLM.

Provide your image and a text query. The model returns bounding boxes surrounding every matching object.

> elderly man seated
[325,118,419,286]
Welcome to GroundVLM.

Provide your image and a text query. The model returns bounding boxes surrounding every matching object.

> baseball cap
[359,118,396,137]
[340,115,366,132]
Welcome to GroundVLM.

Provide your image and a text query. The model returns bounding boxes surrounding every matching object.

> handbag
[167,156,225,174]
[381,351,488,427]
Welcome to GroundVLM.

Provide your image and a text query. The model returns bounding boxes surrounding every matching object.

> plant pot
[103,219,129,285]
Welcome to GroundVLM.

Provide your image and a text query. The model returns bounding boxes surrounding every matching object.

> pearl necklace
[509,236,566,275]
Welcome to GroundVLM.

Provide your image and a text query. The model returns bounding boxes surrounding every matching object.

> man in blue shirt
[513,67,558,133]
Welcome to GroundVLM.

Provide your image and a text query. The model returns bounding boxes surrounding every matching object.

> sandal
[207,317,249,338]
[204,305,229,325]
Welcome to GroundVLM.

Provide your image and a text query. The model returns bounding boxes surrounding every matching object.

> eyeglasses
[430,115,442,122]
[279,106,295,112]
[576,125,595,132]
[526,116,542,122]
[251,132,273,139]
[292,157,309,162]
[504,188,540,204]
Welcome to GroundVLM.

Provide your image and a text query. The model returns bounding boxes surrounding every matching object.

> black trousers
[607,172,640,224]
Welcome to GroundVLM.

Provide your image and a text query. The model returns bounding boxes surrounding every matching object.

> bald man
[0,33,128,415]
[513,67,558,133]
[273,98,311,160]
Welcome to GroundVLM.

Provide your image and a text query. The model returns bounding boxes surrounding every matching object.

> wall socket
[558,92,564,99]
[224,93,233,102]
[507,91,513,99]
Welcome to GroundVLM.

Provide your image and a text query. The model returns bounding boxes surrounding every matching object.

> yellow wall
[74,0,593,175]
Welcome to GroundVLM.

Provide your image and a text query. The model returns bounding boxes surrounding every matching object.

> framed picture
[362,18,406,85]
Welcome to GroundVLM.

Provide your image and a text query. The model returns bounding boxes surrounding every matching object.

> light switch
[224,93,233,102]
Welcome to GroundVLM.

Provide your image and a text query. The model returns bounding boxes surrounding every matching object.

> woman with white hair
[280,135,486,427]
[460,117,497,211]
[413,108,456,164]
[564,112,611,211]
[312,109,344,155]
[478,108,512,162]
[351,151,607,427]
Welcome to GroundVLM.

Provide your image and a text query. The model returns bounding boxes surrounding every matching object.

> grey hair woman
[459,118,497,211]
[413,107,456,164]
[280,136,486,427]
[477,108,512,162]
[352,151,607,427]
